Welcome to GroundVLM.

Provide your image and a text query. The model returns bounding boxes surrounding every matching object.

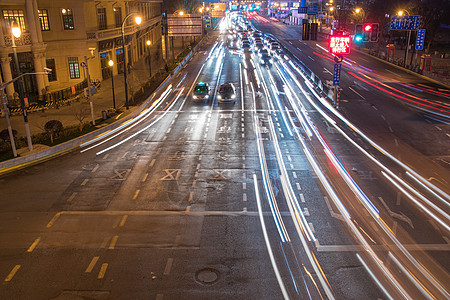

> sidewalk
[3,38,190,140]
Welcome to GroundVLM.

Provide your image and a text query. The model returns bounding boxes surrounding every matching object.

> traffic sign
[333,63,341,86]
[329,35,351,55]
[298,7,307,14]
[390,15,420,31]
[415,29,426,50]
[81,62,87,67]
[307,5,318,15]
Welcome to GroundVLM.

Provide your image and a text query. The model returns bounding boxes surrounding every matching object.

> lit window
[2,9,26,33]
[62,8,74,30]
[38,9,50,31]
[68,57,80,79]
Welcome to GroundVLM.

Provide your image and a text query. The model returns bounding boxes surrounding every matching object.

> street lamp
[121,13,142,110]
[11,20,33,151]
[108,60,116,110]
[146,40,152,78]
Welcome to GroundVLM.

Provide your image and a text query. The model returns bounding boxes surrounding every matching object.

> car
[253,43,264,51]
[260,53,272,65]
[258,49,270,57]
[192,81,210,102]
[217,83,236,104]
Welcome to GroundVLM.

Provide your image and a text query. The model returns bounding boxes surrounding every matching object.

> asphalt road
[0,16,449,300]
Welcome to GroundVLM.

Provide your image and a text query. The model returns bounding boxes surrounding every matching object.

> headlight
[205,95,209,99]
[231,94,236,99]
[193,95,197,99]
[217,95,222,99]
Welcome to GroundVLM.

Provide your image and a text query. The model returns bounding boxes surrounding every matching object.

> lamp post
[108,60,116,110]
[146,40,152,78]
[121,14,142,110]
[11,21,33,151]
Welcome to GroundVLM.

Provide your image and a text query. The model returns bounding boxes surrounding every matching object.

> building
[0,0,162,105]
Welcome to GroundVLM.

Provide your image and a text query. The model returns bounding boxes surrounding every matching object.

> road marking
[290,164,294,169]
[323,68,332,75]
[167,127,171,133]
[119,215,128,227]
[388,126,394,133]
[349,87,365,99]
[109,236,118,250]
[242,163,246,168]
[110,169,130,180]
[132,190,140,200]
[192,180,196,188]
[242,155,246,161]
[150,159,156,167]
[164,258,174,275]
[381,115,386,121]
[242,133,245,138]
[81,179,89,186]
[185,206,191,214]
[85,256,99,272]
[385,69,398,76]
[199,155,202,161]
[243,182,247,190]
[67,192,77,203]
[308,56,315,61]
[141,173,149,182]
[188,191,194,202]
[4,265,20,282]
[196,163,201,170]
[160,169,181,181]
[122,152,129,159]
[296,47,302,51]
[91,164,99,173]
[293,171,297,179]
[103,154,109,159]
[243,207,247,212]
[309,223,316,233]
[27,238,41,253]
[98,263,108,279]
[296,183,301,190]
[46,213,61,228]
[395,138,399,146]
[156,148,162,154]
[287,155,292,161]
[162,136,167,141]
[300,193,305,203]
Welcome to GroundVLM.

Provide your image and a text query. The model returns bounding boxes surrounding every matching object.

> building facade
[0,0,162,104]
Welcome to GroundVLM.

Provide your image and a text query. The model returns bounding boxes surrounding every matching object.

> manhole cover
[195,268,219,285]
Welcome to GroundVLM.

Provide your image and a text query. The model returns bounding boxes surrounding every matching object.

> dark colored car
[193,81,210,102]
[217,83,236,104]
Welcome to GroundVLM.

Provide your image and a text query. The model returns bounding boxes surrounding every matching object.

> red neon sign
[329,35,351,55]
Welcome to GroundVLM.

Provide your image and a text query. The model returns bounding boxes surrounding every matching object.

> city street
[0,15,449,300]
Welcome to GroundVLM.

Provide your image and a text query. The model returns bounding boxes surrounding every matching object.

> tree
[72,106,90,132]
[0,129,17,143]
[44,120,63,144]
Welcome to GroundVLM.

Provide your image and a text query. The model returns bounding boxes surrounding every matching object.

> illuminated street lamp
[179,11,184,16]
[397,9,412,67]
[11,20,33,151]
[146,40,152,78]
[108,60,116,110]
[121,14,142,110]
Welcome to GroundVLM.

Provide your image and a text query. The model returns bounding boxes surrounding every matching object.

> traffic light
[354,24,363,42]
[370,23,379,42]
[363,23,371,41]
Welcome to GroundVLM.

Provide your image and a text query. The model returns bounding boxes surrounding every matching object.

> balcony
[86,16,161,41]
[3,33,32,47]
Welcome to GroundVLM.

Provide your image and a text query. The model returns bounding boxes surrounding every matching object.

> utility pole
[1,89,17,157]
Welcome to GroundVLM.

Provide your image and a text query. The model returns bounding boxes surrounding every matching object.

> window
[38,9,50,31]
[62,8,74,30]
[68,57,80,79]
[114,7,122,27]
[46,59,57,81]
[2,9,26,33]
[97,7,107,30]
